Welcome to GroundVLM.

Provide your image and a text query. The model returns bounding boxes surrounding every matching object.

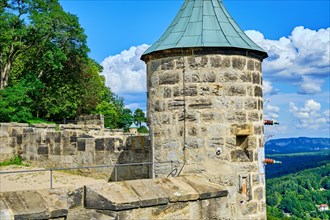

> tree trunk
[0,62,11,89]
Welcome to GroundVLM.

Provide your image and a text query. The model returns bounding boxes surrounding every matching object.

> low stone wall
[0,176,229,220]
[0,123,151,181]
[77,114,104,128]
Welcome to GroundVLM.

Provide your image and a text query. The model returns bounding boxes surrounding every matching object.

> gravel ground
[0,165,108,192]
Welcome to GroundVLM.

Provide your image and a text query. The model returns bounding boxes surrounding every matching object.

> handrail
[0,160,180,188]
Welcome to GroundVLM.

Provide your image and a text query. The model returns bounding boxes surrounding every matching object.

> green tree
[0,74,44,122]
[0,0,88,89]
[96,101,119,129]
[118,108,133,132]
[133,108,146,128]
[1,0,109,121]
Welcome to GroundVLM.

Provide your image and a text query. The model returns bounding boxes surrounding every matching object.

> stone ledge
[0,177,228,219]
[85,176,228,211]
[0,187,81,220]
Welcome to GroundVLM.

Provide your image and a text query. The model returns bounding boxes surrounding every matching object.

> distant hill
[265,137,330,154]
[266,163,330,219]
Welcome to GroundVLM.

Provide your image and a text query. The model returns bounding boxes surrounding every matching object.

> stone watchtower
[141,0,268,219]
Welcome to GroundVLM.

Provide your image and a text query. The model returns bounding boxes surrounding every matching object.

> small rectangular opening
[236,135,248,147]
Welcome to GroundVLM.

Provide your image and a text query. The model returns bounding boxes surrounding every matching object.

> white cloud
[263,80,279,96]
[298,76,323,94]
[101,44,149,94]
[264,104,280,119]
[263,80,273,95]
[289,99,329,129]
[246,26,330,84]
[125,103,141,110]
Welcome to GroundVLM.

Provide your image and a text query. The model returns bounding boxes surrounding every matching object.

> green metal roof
[143,0,266,56]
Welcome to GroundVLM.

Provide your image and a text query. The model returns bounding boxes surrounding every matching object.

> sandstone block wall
[0,123,151,181]
[77,114,104,128]
[146,52,265,219]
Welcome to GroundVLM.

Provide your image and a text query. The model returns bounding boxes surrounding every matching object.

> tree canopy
[267,163,330,219]
[0,0,148,132]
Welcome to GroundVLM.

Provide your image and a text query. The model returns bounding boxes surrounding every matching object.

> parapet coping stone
[85,176,228,211]
[0,176,228,219]
[0,187,80,220]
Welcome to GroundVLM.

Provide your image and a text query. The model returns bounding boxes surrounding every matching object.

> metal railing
[0,160,179,189]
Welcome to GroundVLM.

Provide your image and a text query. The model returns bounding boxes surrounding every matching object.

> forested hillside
[265,137,330,154]
[0,0,146,131]
[267,164,330,219]
[265,151,330,178]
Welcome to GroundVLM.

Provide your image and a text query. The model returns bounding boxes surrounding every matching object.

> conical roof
[143,0,267,57]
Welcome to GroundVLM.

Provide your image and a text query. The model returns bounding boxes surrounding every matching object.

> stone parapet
[0,176,228,220]
[0,123,151,181]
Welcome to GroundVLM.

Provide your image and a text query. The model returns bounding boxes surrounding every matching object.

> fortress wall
[0,123,151,181]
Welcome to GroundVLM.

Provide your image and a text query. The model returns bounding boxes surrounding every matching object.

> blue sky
[59,0,330,139]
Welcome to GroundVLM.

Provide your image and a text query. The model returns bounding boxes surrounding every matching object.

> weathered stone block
[186,138,204,148]
[242,202,258,215]
[188,98,212,109]
[188,56,208,69]
[16,134,22,145]
[168,99,185,110]
[201,112,214,121]
[258,100,263,110]
[176,58,184,69]
[253,187,264,201]
[230,124,253,136]
[188,126,198,136]
[244,99,257,110]
[253,72,261,84]
[203,72,216,82]
[23,128,34,133]
[211,84,223,96]
[226,111,246,122]
[254,125,263,135]
[185,72,201,83]
[255,61,261,72]
[225,85,246,96]
[63,143,76,155]
[148,60,161,73]
[159,73,179,85]
[254,86,263,97]
[68,187,84,209]
[248,112,259,122]
[163,140,180,149]
[70,136,77,143]
[54,132,61,143]
[252,173,260,185]
[161,114,171,124]
[231,150,250,162]
[210,56,230,68]
[240,72,252,82]
[163,87,172,98]
[153,100,164,112]
[161,58,174,70]
[224,72,238,82]
[104,138,115,151]
[37,146,48,155]
[95,139,105,151]
[232,57,246,70]
[247,60,255,71]
[77,139,86,151]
